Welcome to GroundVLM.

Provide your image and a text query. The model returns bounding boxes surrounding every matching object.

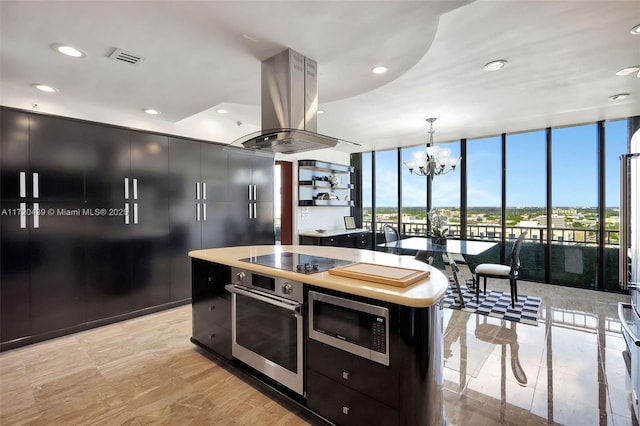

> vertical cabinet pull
[196,203,201,221]
[124,177,129,200]
[32,172,39,198]
[253,184,257,201]
[133,203,138,224]
[202,182,207,200]
[196,182,201,201]
[248,185,253,201]
[132,178,138,200]
[124,203,130,225]
[19,202,27,229]
[32,202,39,228]
[19,172,26,198]
[203,203,207,221]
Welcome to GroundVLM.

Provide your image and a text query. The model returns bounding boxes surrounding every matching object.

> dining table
[378,237,498,308]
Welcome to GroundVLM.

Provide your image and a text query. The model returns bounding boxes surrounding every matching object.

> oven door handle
[225,284,302,315]
[618,303,640,347]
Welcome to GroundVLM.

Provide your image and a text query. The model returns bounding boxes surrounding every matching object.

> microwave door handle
[225,284,301,313]
[618,303,640,346]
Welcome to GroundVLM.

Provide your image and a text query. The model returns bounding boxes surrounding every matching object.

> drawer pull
[342,405,351,415]
[209,333,215,339]
[209,305,216,311]
[342,370,351,380]
[208,276,214,282]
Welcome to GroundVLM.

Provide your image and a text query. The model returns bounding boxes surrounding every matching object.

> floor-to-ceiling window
[362,152,373,232]
[551,124,598,289]
[604,120,628,290]
[431,141,462,237]
[506,130,547,282]
[466,135,502,264]
[401,145,427,237]
[375,149,399,234]
[358,117,633,291]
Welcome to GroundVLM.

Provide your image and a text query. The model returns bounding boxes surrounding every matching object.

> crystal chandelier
[404,118,461,176]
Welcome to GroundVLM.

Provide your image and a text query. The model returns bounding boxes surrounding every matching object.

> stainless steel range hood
[235,48,356,154]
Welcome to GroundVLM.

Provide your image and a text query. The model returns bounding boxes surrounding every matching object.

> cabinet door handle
[202,182,206,200]
[32,172,39,199]
[132,178,138,200]
[342,405,351,415]
[253,184,257,201]
[19,172,26,198]
[32,202,39,229]
[203,202,207,221]
[19,202,27,229]
[124,178,129,200]
[342,370,351,380]
[248,203,252,219]
[124,202,130,225]
[133,202,138,225]
[196,202,201,221]
[196,182,201,201]
[248,185,253,201]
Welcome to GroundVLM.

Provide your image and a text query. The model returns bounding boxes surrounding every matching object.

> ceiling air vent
[107,48,144,65]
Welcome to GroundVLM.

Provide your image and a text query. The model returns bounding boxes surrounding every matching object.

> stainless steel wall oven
[225,267,304,395]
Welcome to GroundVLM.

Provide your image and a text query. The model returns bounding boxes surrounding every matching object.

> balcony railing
[365,220,621,291]
[364,220,620,246]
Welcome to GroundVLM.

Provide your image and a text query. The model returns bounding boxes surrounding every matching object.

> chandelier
[404,118,461,176]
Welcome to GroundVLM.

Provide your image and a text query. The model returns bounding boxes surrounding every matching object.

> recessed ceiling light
[317,109,325,115]
[31,83,57,93]
[371,66,388,74]
[51,43,86,58]
[616,66,640,76]
[143,108,160,115]
[609,93,630,101]
[484,60,508,71]
[216,108,229,114]
[630,24,640,35]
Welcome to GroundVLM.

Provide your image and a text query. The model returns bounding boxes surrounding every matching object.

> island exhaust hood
[235,48,357,154]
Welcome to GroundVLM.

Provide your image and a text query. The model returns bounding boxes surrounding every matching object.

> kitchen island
[189,245,449,426]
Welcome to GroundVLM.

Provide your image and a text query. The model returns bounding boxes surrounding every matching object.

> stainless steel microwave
[308,290,389,365]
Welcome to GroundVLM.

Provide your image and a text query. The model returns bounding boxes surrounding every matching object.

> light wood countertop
[189,245,448,308]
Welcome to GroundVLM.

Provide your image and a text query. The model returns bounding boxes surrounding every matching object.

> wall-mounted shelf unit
[298,160,355,207]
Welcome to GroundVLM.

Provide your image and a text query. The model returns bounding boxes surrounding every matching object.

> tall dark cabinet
[0,107,274,350]
[227,147,274,246]
[1,112,87,339]
[168,139,231,301]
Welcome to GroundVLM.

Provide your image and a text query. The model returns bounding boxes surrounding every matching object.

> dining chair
[383,224,401,254]
[474,231,527,308]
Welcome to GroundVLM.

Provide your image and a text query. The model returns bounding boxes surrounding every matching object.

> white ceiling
[1,0,639,156]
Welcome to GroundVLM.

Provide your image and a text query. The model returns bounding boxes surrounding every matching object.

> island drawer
[307,369,398,426]
[307,339,399,409]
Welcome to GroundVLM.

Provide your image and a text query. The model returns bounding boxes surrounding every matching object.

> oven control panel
[231,267,303,303]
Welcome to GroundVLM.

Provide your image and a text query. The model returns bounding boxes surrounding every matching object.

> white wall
[278,149,352,243]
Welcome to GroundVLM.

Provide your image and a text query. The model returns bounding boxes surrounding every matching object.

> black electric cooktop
[239,252,353,274]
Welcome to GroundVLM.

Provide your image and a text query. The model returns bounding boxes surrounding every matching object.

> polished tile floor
[0,279,635,425]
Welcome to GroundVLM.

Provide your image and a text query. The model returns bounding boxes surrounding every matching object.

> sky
[364,119,630,208]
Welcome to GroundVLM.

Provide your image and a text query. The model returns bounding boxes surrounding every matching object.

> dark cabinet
[168,139,230,301]
[300,231,371,249]
[1,107,276,350]
[227,147,274,246]
[84,126,171,320]
[1,112,87,338]
[192,258,231,359]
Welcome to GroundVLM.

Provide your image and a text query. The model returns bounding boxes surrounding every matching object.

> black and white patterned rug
[442,281,542,326]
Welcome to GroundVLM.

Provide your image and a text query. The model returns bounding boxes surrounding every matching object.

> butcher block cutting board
[328,262,430,287]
